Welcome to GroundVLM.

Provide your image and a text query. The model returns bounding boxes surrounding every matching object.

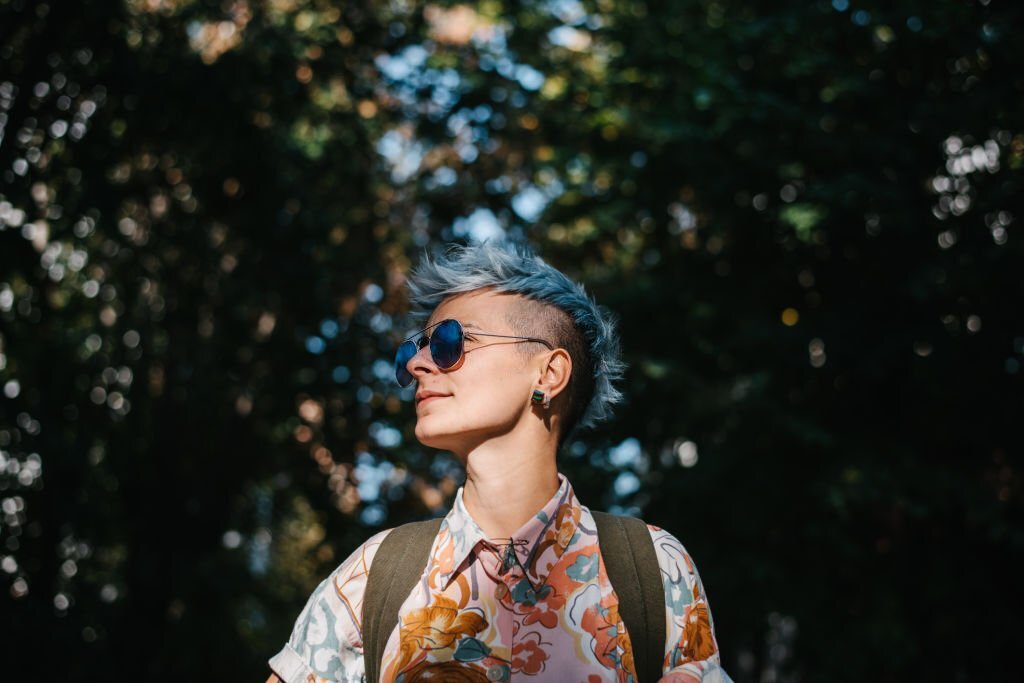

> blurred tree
[0,0,424,677]
[0,0,1021,681]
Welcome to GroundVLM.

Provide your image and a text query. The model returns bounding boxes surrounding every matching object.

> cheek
[464,361,531,401]
[417,365,531,429]
[451,380,523,422]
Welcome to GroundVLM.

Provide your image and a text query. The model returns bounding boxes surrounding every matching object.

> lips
[416,391,451,405]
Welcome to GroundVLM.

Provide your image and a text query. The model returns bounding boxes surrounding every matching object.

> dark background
[1,0,1021,680]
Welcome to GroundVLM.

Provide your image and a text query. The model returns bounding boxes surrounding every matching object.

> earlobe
[531,389,552,409]
[532,349,569,409]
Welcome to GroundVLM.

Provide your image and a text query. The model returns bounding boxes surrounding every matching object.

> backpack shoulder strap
[362,517,443,683]
[592,511,665,683]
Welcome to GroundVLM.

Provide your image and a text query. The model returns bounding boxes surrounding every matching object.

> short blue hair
[404,240,626,442]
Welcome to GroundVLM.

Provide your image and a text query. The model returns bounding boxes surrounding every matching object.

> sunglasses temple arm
[474,332,554,349]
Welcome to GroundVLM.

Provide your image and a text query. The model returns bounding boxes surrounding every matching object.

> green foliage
[1,0,1022,680]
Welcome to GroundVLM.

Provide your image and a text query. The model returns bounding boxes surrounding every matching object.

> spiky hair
[404,240,626,441]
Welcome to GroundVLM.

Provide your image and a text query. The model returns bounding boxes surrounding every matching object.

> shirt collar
[433,472,583,591]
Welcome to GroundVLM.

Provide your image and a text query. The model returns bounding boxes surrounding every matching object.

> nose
[406,342,437,384]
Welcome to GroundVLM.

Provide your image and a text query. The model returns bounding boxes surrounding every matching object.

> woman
[268,241,730,682]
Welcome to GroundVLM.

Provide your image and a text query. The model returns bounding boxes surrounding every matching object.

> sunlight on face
[407,288,547,455]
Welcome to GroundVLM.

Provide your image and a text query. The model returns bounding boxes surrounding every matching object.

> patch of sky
[545,0,587,24]
[413,227,431,246]
[472,21,508,51]
[369,421,403,448]
[472,104,493,123]
[568,440,588,459]
[360,503,387,526]
[512,185,549,222]
[320,319,340,339]
[375,45,428,82]
[613,471,642,497]
[515,64,545,91]
[548,26,587,49]
[453,208,504,243]
[430,451,466,483]
[363,283,383,303]
[305,336,326,354]
[668,202,698,234]
[608,437,642,468]
[248,527,271,576]
[458,144,479,163]
[486,176,513,194]
[588,450,608,468]
[437,68,461,91]
[447,109,472,136]
[372,358,394,382]
[356,386,374,403]
[567,154,591,180]
[377,128,424,183]
[433,166,457,186]
[422,69,461,116]
[852,9,870,25]
[541,176,565,198]
[369,311,392,334]
[630,151,648,168]
[332,365,351,383]
[355,451,395,503]
[497,58,516,79]
[831,0,848,11]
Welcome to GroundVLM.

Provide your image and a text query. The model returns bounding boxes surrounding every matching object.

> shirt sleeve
[269,528,392,683]
[648,525,734,683]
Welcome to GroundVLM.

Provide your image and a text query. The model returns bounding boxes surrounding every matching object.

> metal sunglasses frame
[395,318,554,386]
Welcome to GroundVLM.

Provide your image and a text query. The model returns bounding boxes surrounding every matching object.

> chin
[414,416,481,454]
[414,419,455,450]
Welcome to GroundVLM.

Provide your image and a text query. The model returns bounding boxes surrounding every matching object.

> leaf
[453,637,491,662]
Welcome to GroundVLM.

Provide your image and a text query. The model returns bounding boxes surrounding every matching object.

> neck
[458,429,560,539]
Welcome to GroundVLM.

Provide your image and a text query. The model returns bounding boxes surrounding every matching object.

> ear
[538,348,572,401]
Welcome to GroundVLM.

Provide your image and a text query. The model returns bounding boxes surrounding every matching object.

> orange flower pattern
[270,474,731,683]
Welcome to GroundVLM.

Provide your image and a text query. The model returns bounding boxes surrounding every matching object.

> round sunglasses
[394,319,554,387]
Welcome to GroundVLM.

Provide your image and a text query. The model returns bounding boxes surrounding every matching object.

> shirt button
[495,582,509,600]
[486,664,509,681]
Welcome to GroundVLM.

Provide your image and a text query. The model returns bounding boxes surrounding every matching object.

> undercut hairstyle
[404,240,626,447]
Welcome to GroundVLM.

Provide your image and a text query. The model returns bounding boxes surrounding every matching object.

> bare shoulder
[265,675,281,683]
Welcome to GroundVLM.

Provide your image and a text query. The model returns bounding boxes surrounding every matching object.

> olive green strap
[593,511,665,683]
[362,513,664,683]
[362,518,443,683]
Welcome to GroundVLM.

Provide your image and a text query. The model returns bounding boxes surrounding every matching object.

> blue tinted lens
[430,319,463,369]
[395,340,417,387]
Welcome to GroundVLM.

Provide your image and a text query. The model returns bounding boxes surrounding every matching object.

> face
[405,289,548,455]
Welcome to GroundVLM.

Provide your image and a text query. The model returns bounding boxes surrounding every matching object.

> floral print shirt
[270,473,731,683]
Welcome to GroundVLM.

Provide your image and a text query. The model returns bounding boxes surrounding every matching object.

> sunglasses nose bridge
[402,338,439,383]
[397,320,464,386]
